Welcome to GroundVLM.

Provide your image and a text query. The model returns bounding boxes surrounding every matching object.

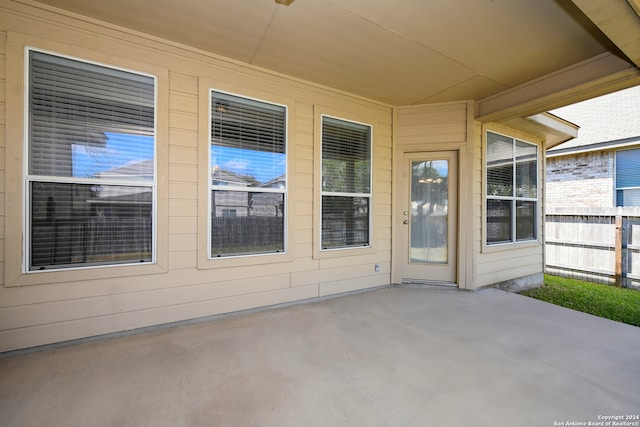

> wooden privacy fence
[545,207,640,289]
[32,217,152,267]
[211,216,284,256]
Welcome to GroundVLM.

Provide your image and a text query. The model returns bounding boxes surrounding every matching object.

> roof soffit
[20,0,632,108]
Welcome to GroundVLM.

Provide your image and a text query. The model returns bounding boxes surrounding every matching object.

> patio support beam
[475,52,640,123]
[570,0,640,69]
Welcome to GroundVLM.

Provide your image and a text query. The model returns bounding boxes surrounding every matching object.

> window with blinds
[210,91,287,257]
[27,50,156,271]
[486,131,538,245]
[615,148,640,207]
[321,116,371,249]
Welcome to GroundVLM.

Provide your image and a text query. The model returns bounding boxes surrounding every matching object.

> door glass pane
[410,160,448,264]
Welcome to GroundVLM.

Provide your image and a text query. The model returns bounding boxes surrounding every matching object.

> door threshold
[401,279,458,287]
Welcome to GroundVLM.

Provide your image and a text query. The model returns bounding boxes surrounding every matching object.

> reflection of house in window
[27,50,156,270]
[210,168,285,218]
[31,157,153,269]
[211,166,251,217]
[94,158,154,181]
[93,159,153,216]
[261,175,286,189]
[33,158,153,268]
[211,165,250,187]
[209,91,286,257]
[257,174,286,217]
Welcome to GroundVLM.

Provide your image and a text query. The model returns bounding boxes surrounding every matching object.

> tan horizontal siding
[473,122,545,288]
[396,102,467,144]
[476,262,543,288]
[170,92,198,114]
[168,128,197,148]
[319,274,390,296]
[0,2,393,351]
[0,284,320,352]
[0,272,294,330]
[168,146,198,166]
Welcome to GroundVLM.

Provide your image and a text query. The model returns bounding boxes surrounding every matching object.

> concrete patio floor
[1,286,639,427]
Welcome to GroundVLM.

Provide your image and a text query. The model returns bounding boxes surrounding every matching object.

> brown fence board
[545,207,640,289]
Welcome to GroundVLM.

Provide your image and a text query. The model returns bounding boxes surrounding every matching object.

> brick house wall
[546,150,614,210]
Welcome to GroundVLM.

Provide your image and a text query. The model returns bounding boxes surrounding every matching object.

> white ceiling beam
[475,52,640,123]
[570,0,640,68]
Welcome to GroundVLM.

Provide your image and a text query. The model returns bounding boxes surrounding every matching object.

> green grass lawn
[520,275,640,327]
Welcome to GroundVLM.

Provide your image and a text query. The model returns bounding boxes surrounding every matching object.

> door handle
[403,219,408,225]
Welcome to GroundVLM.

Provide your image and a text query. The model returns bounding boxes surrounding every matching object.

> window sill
[197,251,294,270]
[313,244,375,260]
[481,239,541,254]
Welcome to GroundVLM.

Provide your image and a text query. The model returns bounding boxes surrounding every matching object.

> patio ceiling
[29,0,640,110]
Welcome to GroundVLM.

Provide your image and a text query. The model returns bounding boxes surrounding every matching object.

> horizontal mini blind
[615,148,640,206]
[209,91,287,258]
[29,51,155,178]
[211,92,285,154]
[321,116,371,249]
[486,132,514,197]
[321,196,369,249]
[486,131,538,245]
[27,50,155,271]
[616,148,640,188]
[515,140,537,199]
[322,117,371,194]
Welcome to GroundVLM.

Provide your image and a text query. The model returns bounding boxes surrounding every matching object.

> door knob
[403,219,408,224]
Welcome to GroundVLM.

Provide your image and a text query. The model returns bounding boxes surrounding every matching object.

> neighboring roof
[211,166,250,186]
[261,175,286,189]
[29,0,636,107]
[97,160,253,187]
[548,85,640,156]
[94,159,154,179]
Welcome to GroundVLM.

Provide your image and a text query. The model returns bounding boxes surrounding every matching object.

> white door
[398,151,457,285]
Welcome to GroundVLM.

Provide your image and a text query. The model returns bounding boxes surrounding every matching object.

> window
[615,148,640,206]
[321,116,371,250]
[209,91,287,257]
[486,131,538,245]
[27,50,156,271]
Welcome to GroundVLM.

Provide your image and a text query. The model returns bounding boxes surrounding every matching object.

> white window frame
[207,89,288,259]
[319,114,373,252]
[23,47,158,273]
[614,147,640,207]
[485,130,539,247]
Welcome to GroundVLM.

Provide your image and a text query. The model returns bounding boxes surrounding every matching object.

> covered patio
[2,286,638,426]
